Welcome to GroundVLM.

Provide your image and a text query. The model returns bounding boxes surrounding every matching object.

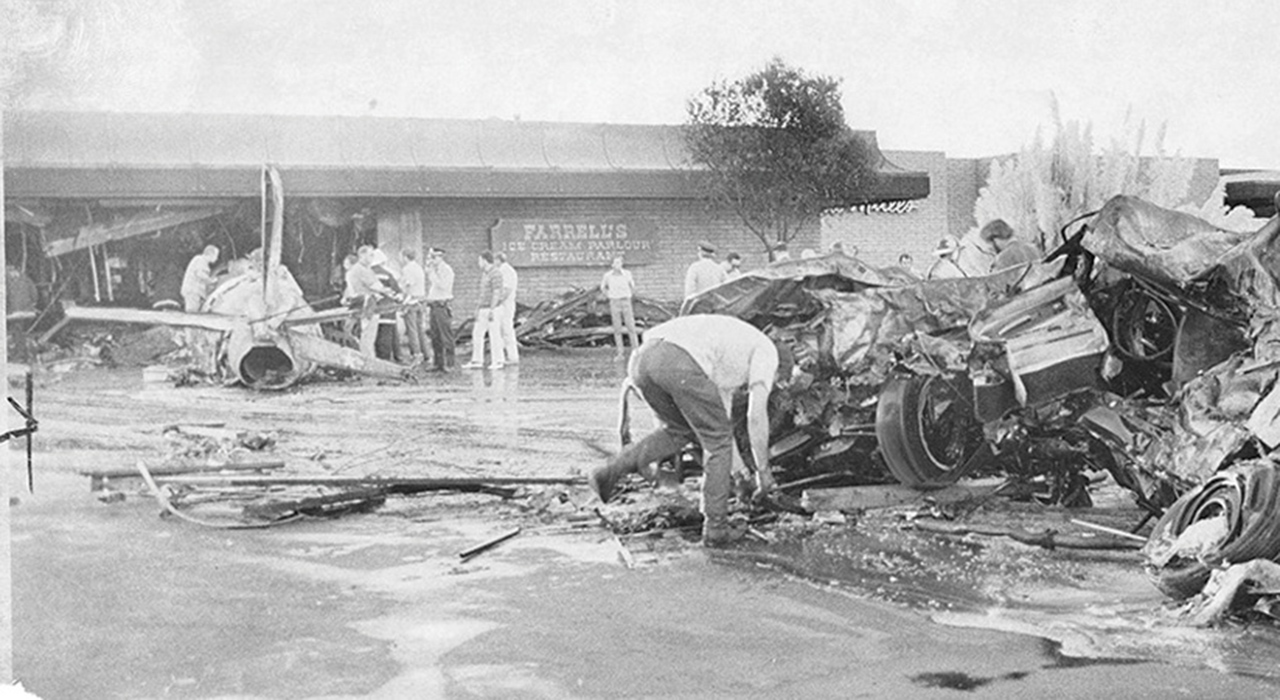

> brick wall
[821,150,949,269]
[376,197,818,313]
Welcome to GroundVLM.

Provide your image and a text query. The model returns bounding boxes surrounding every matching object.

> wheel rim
[915,375,970,474]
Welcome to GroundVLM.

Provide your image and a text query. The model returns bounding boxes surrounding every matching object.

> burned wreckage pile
[683,194,1280,609]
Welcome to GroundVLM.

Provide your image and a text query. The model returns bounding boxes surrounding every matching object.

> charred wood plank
[801,478,1004,512]
[242,487,389,520]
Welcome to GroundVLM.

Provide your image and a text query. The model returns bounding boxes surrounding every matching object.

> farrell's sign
[490,219,657,267]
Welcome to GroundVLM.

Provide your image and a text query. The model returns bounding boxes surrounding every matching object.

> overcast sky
[16,0,1280,169]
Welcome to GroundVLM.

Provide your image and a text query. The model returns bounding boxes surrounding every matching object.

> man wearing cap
[683,241,727,300]
[927,237,967,280]
[588,314,792,547]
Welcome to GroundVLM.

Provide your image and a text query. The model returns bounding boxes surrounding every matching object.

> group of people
[340,244,457,372]
[924,218,1040,280]
[464,250,520,370]
[683,240,746,301]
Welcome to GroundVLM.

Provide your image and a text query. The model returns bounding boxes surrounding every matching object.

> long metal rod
[102,244,114,301]
[459,527,522,560]
[88,246,101,302]
[25,371,33,493]
[152,474,585,487]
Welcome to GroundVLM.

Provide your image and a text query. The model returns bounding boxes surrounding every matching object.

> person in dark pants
[589,315,792,546]
[424,247,457,371]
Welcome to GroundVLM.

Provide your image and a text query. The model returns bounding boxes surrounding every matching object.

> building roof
[3,110,929,202]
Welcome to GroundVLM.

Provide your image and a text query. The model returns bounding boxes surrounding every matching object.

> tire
[1145,460,1280,599]
[876,374,986,488]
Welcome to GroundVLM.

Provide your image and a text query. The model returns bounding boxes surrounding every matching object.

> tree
[684,58,879,258]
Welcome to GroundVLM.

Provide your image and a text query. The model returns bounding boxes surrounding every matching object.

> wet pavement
[11,348,1280,697]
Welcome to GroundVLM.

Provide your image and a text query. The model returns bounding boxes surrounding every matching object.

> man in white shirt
[683,241,727,300]
[589,315,792,547]
[424,247,456,371]
[494,252,520,365]
[399,249,429,365]
[181,245,219,312]
[600,255,639,358]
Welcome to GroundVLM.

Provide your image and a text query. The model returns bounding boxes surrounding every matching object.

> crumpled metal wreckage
[684,193,1280,603]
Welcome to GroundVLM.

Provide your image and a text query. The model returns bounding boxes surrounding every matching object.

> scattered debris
[514,287,676,347]
[1143,460,1280,599]
[909,517,1143,552]
[81,459,285,492]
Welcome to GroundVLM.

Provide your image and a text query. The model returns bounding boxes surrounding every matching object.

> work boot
[701,516,745,548]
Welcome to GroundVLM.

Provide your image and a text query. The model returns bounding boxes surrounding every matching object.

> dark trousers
[614,340,734,521]
[375,315,399,361]
[428,302,456,370]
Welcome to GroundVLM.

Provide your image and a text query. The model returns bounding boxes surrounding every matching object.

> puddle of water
[721,523,1280,685]
[910,670,1030,692]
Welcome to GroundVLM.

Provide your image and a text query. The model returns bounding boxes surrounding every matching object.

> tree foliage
[684,58,879,256]
[972,98,1199,252]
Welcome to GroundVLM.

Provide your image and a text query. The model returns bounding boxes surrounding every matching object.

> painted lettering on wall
[490,219,658,267]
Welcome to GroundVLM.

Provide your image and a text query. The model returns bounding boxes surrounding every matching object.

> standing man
[683,240,727,300]
[589,315,792,547]
[723,252,744,280]
[424,247,456,372]
[926,238,967,280]
[494,251,520,365]
[600,255,640,359]
[399,249,430,366]
[366,246,404,362]
[462,250,505,370]
[181,245,219,312]
[343,247,393,359]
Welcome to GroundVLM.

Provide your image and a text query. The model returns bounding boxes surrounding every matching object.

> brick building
[2,110,1235,316]
[3,111,928,313]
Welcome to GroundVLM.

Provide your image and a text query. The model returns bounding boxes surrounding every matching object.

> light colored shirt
[954,230,998,277]
[993,240,1041,271]
[601,269,635,299]
[344,263,385,300]
[181,254,213,298]
[926,257,967,280]
[478,266,503,309]
[639,315,778,393]
[425,261,455,302]
[684,257,727,299]
[498,262,518,304]
[401,260,427,299]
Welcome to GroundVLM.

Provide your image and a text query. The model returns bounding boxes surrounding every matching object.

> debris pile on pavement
[513,287,677,347]
[672,193,1280,618]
